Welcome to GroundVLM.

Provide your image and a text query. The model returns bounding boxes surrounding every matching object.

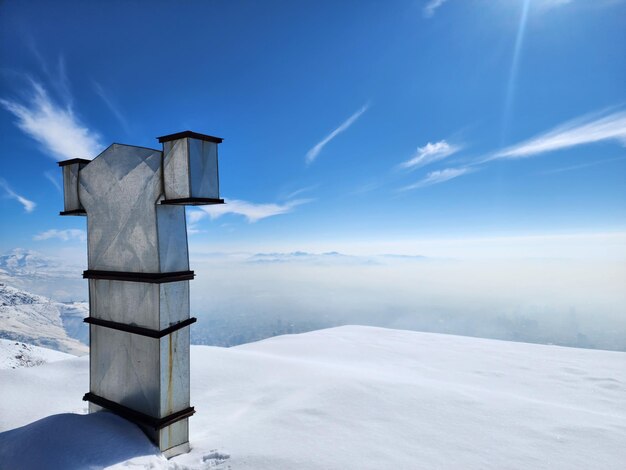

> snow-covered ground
[0,339,74,369]
[0,326,625,469]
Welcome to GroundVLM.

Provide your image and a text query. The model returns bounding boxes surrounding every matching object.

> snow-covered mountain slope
[0,283,88,355]
[0,339,74,369]
[0,326,625,469]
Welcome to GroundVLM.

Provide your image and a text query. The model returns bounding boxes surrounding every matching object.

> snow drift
[0,326,624,469]
[0,339,73,369]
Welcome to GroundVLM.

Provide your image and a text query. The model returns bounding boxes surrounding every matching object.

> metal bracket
[59,209,87,216]
[160,198,225,206]
[84,317,197,338]
[83,270,195,283]
[83,392,195,430]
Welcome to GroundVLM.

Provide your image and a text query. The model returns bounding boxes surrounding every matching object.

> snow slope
[0,283,88,355]
[0,339,74,369]
[0,326,625,469]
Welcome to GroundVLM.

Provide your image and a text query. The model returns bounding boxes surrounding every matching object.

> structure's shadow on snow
[0,411,160,470]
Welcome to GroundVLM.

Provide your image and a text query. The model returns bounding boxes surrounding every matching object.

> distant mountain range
[246,251,426,265]
[0,248,77,277]
[0,248,86,302]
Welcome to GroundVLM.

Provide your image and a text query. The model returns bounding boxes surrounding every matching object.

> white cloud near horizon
[1,80,103,161]
[306,104,369,165]
[196,198,312,223]
[424,0,449,18]
[0,178,36,213]
[187,210,207,225]
[34,229,86,242]
[399,140,461,170]
[400,167,473,191]
[490,109,626,161]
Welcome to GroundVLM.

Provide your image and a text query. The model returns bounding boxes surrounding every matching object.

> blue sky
[1,0,625,258]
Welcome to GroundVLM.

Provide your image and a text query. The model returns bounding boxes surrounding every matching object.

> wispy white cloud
[187,209,207,225]
[1,80,103,161]
[399,140,461,170]
[186,225,204,236]
[44,170,63,194]
[34,229,86,242]
[306,104,369,165]
[26,47,73,106]
[93,81,130,134]
[284,185,318,200]
[489,109,626,161]
[197,198,312,223]
[185,209,207,236]
[396,108,625,191]
[423,0,449,18]
[400,167,473,191]
[351,179,386,196]
[0,178,36,213]
[540,155,626,175]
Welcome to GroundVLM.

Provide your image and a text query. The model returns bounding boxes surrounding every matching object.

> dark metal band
[161,198,224,206]
[83,270,194,283]
[83,392,195,430]
[58,158,91,167]
[157,130,223,144]
[59,209,87,216]
[84,317,196,338]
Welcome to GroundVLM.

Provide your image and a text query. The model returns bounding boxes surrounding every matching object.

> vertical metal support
[58,131,225,457]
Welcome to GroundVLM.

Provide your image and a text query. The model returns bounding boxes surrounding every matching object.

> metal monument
[58,131,224,457]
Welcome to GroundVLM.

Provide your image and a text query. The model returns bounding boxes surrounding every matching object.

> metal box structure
[59,158,90,215]
[58,131,224,457]
[161,131,221,203]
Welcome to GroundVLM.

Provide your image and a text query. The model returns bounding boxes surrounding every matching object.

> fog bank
[191,253,626,351]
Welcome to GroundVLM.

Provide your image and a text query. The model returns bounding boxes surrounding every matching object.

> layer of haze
[7,232,625,352]
[189,252,626,352]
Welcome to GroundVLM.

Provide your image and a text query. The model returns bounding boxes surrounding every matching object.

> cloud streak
[489,109,626,161]
[400,167,473,191]
[34,229,86,242]
[423,0,449,18]
[306,104,369,165]
[399,140,461,170]
[539,156,626,175]
[44,170,63,194]
[284,185,318,200]
[93,81,130,134]
[1,80,103,161]
[0,178,36,213]
[397,108,625,191]
[197,198,312,223]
